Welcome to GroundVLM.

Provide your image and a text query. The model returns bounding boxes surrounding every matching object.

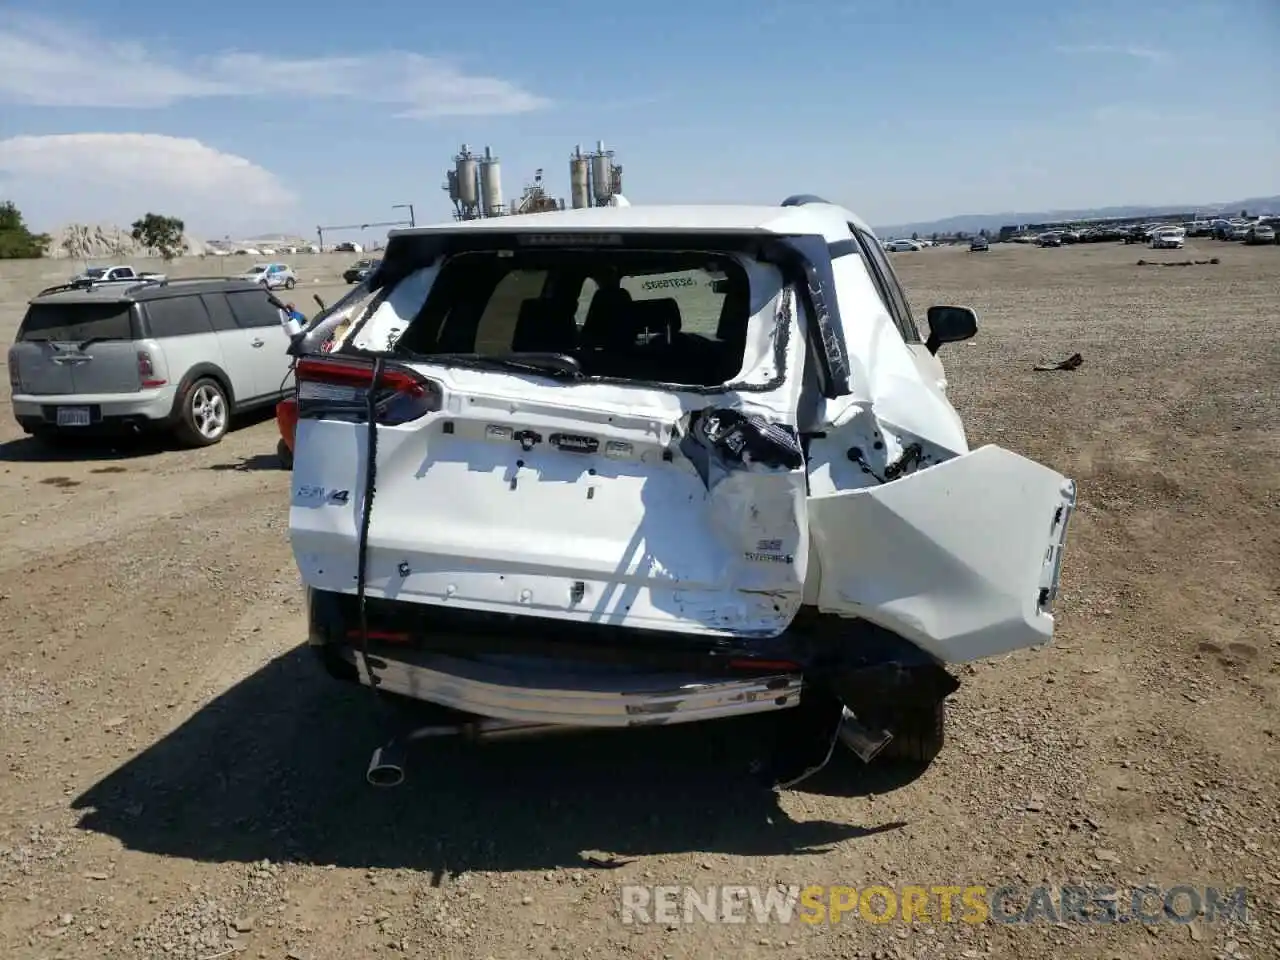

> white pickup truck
[69,265,167,287]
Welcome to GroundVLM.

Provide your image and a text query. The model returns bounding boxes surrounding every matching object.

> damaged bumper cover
[337,645,804,726]
[330,645,944,789]
[322,625,959,788]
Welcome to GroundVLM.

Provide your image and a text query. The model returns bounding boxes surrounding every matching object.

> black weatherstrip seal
[779,233,851,397]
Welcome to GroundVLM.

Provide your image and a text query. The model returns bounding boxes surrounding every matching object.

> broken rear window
[394,250,754,387]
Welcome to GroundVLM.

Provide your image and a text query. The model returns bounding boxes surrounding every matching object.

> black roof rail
[34,282,87,297]
[781,194,832,207]
[150,275,257,286]
[116,277,167,295]
[127,276,263,296]
[34,274,265,300]
[32,276,156,296]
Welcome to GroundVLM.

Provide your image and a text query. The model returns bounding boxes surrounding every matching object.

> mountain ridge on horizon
[873,194,1280,238]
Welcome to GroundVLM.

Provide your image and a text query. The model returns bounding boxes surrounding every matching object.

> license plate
[56,406,91,427]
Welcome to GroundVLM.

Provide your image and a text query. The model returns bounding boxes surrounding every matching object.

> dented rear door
[291,260,812,639]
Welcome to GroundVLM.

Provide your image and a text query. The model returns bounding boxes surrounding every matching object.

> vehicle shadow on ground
[0,434,171,463]
[0,410,278,463]
[72,647,906,877]
[207,453,285,472]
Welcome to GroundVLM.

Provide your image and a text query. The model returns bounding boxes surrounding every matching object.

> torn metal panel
[690,409,804,470]
[826,253,967,453]
[677,407,805,491]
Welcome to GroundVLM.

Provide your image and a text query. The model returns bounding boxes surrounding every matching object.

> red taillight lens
[296,356,441,426]
[137,350,165,388]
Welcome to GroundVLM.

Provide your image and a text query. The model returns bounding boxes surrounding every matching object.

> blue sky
[0,0,1276,238]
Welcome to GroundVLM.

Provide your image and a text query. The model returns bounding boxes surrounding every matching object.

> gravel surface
[0,242,1276,959]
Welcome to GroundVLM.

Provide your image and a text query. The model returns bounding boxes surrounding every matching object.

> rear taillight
[137,350,165,388]
[7,350,19,390]
[296,356,441,425]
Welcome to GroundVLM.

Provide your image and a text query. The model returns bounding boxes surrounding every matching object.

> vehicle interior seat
[511,298,578,354]
[579,285,635,351]
[624,298,684,380]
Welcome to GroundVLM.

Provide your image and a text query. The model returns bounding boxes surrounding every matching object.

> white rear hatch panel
[291,273,812,638]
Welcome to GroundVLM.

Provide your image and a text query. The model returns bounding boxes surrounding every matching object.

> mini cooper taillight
[137,350,166,388]
[295,356,442,425]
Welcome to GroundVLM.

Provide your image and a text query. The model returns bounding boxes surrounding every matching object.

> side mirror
[925,305,978,355]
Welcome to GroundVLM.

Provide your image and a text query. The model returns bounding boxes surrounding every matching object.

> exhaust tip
[836,709,894,764]
[366,743,406,788]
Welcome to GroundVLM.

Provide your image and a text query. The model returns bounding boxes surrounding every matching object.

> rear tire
[285,277,296,290]
[277,437,293,470]
[877,700,946,767]
[175,378,230,447]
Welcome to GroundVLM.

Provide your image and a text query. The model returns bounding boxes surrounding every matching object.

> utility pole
[392,203,415,227]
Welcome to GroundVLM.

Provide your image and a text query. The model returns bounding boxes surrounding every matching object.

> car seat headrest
[628,298,682,344]
[512,298,577,353]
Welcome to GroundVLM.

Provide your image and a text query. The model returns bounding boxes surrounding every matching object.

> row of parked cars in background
[1024,217,1278,247]
[863,216,1278,254]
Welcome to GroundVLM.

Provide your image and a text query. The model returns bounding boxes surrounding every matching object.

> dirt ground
[0,241,1276,960]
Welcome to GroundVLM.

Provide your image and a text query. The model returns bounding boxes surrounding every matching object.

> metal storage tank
[480,146,503,217]
[590,140,613,204]
[455,144,479,209]
[569,145,591,210]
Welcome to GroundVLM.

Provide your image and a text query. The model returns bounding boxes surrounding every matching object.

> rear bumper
[329,644,802,727]
[13,389,176,432]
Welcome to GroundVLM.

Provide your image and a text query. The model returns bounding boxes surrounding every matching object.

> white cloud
[0,133,294,232]
[1056,43,1170,64]
[0,15,550,116]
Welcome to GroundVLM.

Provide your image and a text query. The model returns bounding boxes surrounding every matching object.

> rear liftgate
[290,281,826,787]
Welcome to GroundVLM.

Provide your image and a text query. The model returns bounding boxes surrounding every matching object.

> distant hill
[874,195,1280,238]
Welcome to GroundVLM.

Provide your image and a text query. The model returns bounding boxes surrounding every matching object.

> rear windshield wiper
[403,351,584,380]
[77,336,117,350]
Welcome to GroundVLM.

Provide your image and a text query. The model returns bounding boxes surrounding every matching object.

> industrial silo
[589,140,614,206]
[569,145,591,210]
[479,146,503,217]
[454,145,480,216]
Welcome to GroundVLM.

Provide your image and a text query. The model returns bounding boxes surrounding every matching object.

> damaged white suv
[287,197,1075,788]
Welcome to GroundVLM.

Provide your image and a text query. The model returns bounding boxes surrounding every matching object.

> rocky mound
[44,224,208,260]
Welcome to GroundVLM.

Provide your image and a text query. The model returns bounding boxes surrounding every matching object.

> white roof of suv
[389,203,873,244]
